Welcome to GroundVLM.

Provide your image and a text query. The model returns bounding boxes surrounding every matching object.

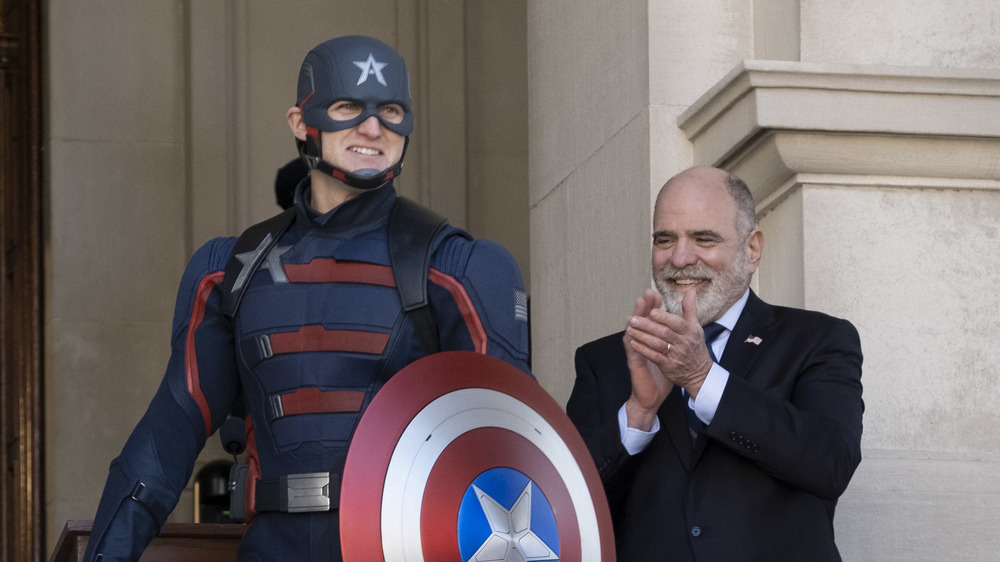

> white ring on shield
[379,387,603,561]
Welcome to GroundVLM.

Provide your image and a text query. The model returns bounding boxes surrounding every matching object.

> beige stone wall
[527,0,654,405]
[45,0,191,549]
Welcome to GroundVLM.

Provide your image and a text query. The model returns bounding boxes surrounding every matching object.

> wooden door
[0,0,44,560]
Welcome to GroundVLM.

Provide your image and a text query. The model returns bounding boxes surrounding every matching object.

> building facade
[43,1,999,559]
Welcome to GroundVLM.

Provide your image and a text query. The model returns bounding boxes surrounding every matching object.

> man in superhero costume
[84,35,531,561]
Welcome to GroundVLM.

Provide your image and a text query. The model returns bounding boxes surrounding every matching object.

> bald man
[567,167,864,561]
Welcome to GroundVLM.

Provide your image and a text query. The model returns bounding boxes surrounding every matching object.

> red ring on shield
[340,351,615,561]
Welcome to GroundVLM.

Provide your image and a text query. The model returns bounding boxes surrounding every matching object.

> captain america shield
[340,351,615,561]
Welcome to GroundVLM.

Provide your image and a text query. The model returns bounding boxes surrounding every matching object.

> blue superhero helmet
[296,35,413,190]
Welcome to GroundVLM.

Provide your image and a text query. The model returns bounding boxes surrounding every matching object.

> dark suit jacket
[567,290,863,561]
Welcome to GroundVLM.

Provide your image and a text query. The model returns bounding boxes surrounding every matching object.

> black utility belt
[229,466,340,522]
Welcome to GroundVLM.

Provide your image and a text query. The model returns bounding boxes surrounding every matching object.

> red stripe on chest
[268,325,390,355]
[276,388,366,416]
[284,258,396,286]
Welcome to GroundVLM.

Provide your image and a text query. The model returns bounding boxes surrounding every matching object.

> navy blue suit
[566,290,863,561]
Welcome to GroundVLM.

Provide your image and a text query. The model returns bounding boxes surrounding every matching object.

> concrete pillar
[527,0,756,406]
[45,0,189,548]
[677,13,1000,560]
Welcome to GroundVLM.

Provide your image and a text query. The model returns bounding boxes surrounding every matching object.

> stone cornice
[677,60,1000,205]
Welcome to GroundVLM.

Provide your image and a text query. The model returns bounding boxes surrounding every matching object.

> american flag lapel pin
[745,335,763,345]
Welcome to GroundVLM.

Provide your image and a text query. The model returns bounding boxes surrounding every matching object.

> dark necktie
[686,323,726,440]
[703,322,726,362]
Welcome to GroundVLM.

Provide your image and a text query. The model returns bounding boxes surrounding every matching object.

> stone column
[680,59,1000,562]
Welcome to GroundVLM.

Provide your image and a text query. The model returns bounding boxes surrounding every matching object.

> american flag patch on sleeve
[514,289,528,323]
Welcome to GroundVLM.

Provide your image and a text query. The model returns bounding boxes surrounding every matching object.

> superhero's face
[319,101,405,176]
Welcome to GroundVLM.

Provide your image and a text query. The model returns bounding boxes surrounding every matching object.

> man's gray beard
[653,253,753,325]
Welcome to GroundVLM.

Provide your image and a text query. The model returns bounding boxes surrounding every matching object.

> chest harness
[217,197,448,521]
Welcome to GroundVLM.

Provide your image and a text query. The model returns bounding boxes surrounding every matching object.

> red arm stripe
[185,271,225,438]
[428,269,487,354]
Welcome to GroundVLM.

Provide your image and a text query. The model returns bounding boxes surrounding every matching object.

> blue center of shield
[457,467,559,561]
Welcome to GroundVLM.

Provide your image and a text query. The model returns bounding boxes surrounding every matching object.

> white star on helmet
[353,52,388,86]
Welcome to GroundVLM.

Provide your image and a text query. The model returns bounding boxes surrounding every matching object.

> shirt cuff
[618,403,659,455]
[692,362,730,425]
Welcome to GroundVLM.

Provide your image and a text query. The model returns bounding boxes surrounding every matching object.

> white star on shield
[353,52,388,86]
[468,483,558,562]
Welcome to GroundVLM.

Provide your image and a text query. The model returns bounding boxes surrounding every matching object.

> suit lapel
[690,291,776,463]
[718,290,775,384]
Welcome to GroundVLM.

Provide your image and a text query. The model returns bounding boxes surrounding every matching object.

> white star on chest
[259,245,290,283]
[353,52,388,86]
[232,239,290,292]
[468,483,558,562]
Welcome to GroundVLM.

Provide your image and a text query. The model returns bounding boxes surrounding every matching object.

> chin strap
[298,135,408,191]
[312,158,403,190]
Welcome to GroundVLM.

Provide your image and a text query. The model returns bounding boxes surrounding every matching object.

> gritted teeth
[673,278,706,286]
[350,146,381,156]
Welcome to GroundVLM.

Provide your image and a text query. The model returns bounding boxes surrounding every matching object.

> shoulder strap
[220,208,296,318]
[388,197,448,354]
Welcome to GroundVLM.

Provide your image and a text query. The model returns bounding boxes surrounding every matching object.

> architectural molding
[677,60,1000,207]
